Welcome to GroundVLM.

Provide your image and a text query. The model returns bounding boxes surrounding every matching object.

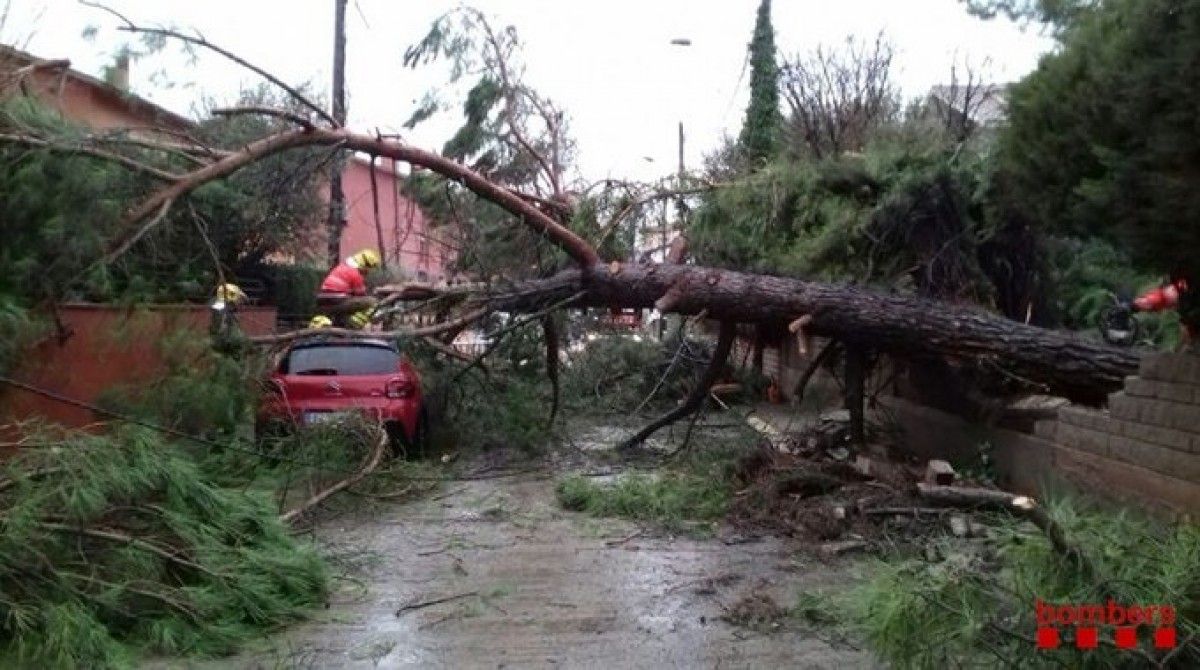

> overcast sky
[4,1,1053,182]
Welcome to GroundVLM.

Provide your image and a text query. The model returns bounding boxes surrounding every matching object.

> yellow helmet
[348,310,373,329]
[352,249,382,270]
[308,315,333,329]
[213,283,247,305]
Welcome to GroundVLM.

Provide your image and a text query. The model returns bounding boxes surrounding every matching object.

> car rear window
[283,345,400,376]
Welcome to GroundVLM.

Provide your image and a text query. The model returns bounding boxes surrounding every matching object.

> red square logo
[1114,627,1138,649]
[1037,627,1061,649]
[1155,627,1177,649]
[1075,627,1098,649]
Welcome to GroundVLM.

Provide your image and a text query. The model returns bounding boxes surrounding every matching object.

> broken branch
[619,320,737,451]
[0,133,182,181]
[81,1,337,127]
[212,106,315,130]
[279,428,388,524]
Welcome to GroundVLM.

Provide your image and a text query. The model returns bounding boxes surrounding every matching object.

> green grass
[556,472,731,533]
[827,497,1200,669]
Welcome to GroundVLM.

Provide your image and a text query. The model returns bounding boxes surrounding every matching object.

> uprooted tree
[3,7,1145,451]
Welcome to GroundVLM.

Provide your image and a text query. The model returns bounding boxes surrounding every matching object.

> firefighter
[209,282,248,354]
[1133,272,1194,344]
[348,309,374,330]
[316,249,381,327]
[308,314,333,329]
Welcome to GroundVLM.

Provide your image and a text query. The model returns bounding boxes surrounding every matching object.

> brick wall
[736,340,1199,515]
[1028,353,1200,514]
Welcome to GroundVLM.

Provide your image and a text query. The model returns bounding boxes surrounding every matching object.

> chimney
[110,52,129,91]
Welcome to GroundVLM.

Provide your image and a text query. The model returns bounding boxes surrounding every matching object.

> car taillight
[386,379,415,399]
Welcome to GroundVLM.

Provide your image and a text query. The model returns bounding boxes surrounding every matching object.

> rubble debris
[819,540,869,557]
[722,590,787,632]
[923,459,956,486]
[948,514,970,538]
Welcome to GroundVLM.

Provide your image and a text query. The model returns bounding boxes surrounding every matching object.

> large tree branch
[105,126,599,266]
[249,307,489,346]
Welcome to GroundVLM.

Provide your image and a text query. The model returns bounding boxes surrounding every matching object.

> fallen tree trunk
[79,95,1135,405]
[486,262,1140,404]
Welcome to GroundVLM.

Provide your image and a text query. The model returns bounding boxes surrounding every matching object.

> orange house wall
[18,69,193,133]
[335,159,451,281]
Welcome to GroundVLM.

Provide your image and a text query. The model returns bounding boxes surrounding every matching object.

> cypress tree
[738,0,780,165]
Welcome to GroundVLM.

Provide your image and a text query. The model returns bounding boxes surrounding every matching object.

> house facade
[331,157,453,282]
[0,45,192,134]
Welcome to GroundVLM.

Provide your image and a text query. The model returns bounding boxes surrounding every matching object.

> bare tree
[781,33,900,159]
[926,58,999,143]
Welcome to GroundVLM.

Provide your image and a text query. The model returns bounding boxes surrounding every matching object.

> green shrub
[556,472,731,532]
[95,329,265,442]
[259,263,326,324]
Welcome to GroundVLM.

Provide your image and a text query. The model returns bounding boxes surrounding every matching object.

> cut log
[915,482,1020,507]
[487,263,1140,404]
[916,483,1092,575]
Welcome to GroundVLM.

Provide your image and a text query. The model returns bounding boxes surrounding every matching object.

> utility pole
[326,0,348,267]
[677,121,685,180]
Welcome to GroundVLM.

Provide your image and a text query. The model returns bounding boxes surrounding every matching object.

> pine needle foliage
[689,145,1042,316]
[0,94,322,307]
[0,426,328,669]
[838,497,1199,668]
[996,0,1200,325]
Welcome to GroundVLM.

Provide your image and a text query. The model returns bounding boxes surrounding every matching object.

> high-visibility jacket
[1134,280,1186,312]
[320,262,367,296]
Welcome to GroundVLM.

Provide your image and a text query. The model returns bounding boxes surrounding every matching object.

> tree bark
[845,344,866,445]
[485,262,1139,404]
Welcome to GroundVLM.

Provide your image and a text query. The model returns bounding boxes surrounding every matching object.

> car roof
[289,337,397,351]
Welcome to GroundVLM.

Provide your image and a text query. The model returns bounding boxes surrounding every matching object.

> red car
[257,338,427,453]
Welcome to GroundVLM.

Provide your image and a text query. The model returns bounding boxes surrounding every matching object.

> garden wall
[876,352,1200,517]
[0,303,276,429]
[744,333,1199,517]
